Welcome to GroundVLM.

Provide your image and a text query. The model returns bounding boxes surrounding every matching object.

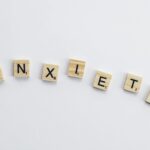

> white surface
[0,0,150,149]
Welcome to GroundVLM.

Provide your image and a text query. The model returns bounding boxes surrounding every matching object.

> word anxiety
[0,59,149,103]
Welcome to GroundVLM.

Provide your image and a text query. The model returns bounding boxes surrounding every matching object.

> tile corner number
[93,71,112,91]
[68,59,86,79]
[42,64,59,82]
[124,73,142,93]
[13,60,30,78]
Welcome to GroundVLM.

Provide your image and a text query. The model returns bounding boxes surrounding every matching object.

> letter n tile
[13,60,30,78]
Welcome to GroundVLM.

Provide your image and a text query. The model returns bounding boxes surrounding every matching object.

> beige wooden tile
[93,71,112,91]
[124,73,142,93]
[0,67,4,81]
[145,92,150,104]
[13,60,30,78]
[42,64,59,82]
[68,59,86,79]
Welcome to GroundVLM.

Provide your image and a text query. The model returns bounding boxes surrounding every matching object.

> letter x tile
[42,64,59,82]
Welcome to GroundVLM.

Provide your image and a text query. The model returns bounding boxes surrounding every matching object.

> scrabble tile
[93,71,112,91]
[42,64,59,82]
[68,59,86,79]
[145,92,150,104]
[13,60,30,78]
[0,67,4,81]
[124,73,142,93]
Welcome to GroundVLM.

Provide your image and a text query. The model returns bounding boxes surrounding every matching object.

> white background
[0,0,150,149]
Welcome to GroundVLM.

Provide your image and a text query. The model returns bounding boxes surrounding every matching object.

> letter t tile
[124,73,142,93]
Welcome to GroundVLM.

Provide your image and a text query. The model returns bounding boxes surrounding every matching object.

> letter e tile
[93,71,112,91]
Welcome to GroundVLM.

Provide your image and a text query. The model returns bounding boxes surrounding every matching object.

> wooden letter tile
[0,67,4,81]
[93,71,112,91]
[42,64,59,82]
[145,92,150,104]
[13,60,30,78]
[68,59,86,79]
[124,73,142,93]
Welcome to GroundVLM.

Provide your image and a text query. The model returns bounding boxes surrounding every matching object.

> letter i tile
[68,59,86,79]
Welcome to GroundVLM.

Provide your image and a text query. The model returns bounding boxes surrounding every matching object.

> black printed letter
[98,76,107,87]
[130,79,138,88]
[17,64,26,74]
[46,68,56,79]
[75,64,79,75]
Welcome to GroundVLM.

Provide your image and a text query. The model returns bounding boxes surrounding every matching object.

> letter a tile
[124,73,142,93]
[93,71,112,91]
[42,64,59,82]
[68,59,86,79]
[13,60,30,78]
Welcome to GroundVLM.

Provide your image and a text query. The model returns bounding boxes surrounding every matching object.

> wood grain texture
[93,71,112,91]
[68,59,86,79]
